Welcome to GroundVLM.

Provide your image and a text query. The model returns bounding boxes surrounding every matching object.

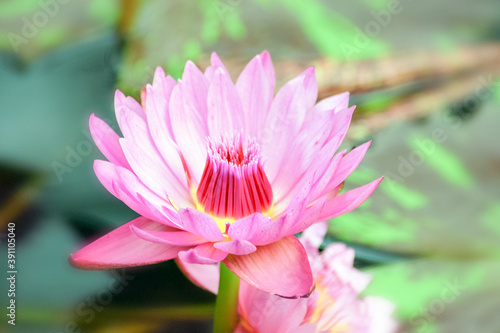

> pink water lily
[179,222,398,333]
[70,51,382,298]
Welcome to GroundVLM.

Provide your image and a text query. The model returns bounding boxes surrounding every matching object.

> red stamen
[197,133,273,219]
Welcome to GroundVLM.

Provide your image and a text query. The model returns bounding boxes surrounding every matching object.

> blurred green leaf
[409,134,474,189]
[276,0,389,60]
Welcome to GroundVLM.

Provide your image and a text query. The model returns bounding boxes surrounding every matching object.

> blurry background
[1,0,500,332]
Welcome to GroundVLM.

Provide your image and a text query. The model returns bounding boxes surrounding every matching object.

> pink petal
[224,236,314,298]
[69,217,186,269]
[328,141,371,190]
[181,61,210,120]
[320,243,372,292]
[175,259,219,294]
[130,223,206,246]
[275,177,313,231]
[210,52,229,72]
[364,296,398,333]
[114,89,145,119]
[259,50,275,87]
[287,196,327,235]
[229,176,314,242]
[178,243,228,264]
[324,106,355,145]
[145,85,187,186]
[177,208,226,242]
[300,221,328,251]
[152,67,174,102]
[204,52,228,82]
[89,114,130,169]
[145,72,188,186]
[268,106,354,209]
[318,177,383,221]
[116,106,192,204]
[120,138,192,208]
[115,104,151,148]
[308,150,345,202]
[302,67,318,107]
[93,160,178,226]
[238,281,309,332]
[290,324,318,333]
[207,67,245,137]
[271,130,342,213]
[274,101,353,204]
[169,83,209,185]
[236,51,275,138]
[214,239,257,255]
[262,67,318,186]
[228,213,286,246]
[314,91,350,113]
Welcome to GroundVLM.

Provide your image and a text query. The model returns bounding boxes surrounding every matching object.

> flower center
[196,133,273,220]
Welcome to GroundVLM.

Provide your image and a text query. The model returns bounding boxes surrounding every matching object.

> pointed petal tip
[68,251,119,271]
[355,140,372,152]
[211,52,221,65]
[69,218,186,271]
[93,159,109,176]
[305,66,315,74]
[114,89,125,101]
[88,113,98,129]
[184,60,197,71]
[258,50,275,83]
[339,91,350,99]
[210,51,219,60]
[68,253,78,268]
[154,66,165,77]
[68,253,104,271]
[298,66,315,81]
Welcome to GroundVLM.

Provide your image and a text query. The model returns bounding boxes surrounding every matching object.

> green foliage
[349,167,429,210]
[409,135,474,189]
[275,0,389,60]
[0,0,41,17]
[328,208,418,246]
[481,203,500,235]
[35,26,66,48]
[88,0,120,25]
[364,260,487,319]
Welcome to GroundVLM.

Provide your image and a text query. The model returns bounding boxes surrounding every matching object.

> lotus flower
[180,222,398,333]
[70,51,382,298]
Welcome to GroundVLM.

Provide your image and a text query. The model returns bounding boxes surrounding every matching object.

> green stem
[213,263,240,333]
